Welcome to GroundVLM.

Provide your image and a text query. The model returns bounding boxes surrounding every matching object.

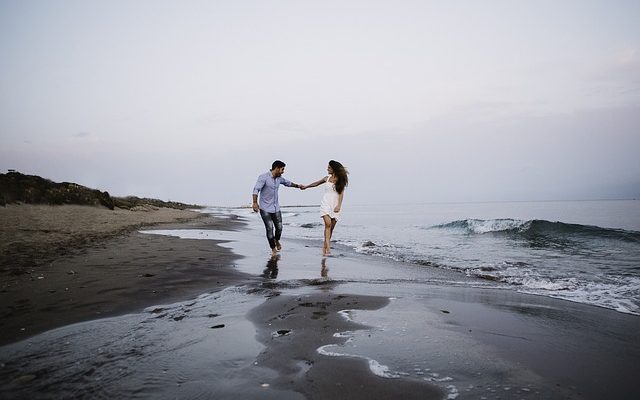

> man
[252,160,303,256]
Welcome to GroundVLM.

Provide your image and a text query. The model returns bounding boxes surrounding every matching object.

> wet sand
[1,204,206,273]
[247,291,444,400]
[0,204,252,345]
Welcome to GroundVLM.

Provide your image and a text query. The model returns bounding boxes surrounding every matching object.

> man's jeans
[259,210,282,249]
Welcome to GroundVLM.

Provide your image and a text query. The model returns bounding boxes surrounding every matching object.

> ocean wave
[348,236,640,315]
[432,218,527,234]
[464,264,640,315]
[430,219,640,242]
[466,264,580,291]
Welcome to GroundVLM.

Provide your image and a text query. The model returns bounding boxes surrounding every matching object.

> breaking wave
[430,219,640,242]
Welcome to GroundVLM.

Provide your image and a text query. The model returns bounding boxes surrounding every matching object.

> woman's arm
[301,177,327,190]
[334,191,344,213]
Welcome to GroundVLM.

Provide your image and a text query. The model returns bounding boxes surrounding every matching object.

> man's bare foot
[275,241,282,251]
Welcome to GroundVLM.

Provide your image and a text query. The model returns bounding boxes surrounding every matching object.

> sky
[1,0,639,206]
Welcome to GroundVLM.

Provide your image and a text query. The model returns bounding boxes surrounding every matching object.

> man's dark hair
[272,160,286,169]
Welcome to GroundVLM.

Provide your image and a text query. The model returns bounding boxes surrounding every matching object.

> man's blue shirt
[253,171,293,213]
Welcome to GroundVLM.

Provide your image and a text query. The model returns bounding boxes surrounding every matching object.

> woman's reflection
[321,257,329,278]
[262,254,279,279]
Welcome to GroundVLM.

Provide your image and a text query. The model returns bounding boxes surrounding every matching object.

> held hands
[298,184,307,190]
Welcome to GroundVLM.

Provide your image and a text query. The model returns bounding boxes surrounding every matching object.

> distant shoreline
[228,204,320,209]
[219,199,639,209]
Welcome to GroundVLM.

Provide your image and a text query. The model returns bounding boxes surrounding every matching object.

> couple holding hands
[252,160,349,257]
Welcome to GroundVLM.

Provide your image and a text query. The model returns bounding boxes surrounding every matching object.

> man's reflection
[262,254,279,279]
[321,257,329,278]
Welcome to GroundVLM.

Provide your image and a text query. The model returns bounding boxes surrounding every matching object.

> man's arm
[252,175,265,212]
[281,177,302,189]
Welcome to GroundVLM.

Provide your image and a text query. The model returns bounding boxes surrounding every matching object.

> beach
[0,204,251,346]
[1,205,639,399]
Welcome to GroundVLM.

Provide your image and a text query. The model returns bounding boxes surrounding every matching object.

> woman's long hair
[329,160,349,194]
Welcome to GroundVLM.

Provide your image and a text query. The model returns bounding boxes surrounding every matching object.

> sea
[265,200,640,316]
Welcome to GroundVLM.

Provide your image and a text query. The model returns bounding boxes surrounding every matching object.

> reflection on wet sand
[321,257,329,278]
[262,255,279,279]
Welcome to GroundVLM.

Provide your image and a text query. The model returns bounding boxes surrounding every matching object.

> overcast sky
[1,0,639,206]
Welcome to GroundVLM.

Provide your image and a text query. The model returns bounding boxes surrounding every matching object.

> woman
[302,160,349,256]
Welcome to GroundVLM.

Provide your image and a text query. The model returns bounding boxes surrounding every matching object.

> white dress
[320,176,341,220]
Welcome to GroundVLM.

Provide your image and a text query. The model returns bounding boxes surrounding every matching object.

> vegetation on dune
[111,196,201,210]
[0,171,200,210]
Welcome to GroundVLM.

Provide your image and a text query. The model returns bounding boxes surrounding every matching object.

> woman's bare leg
[322,215,333,255]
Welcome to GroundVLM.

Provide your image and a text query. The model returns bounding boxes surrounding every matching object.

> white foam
[317,345,400,379]
[317,344,349,358]
[318,322,400,380]
[446,384,460,399]
[470,266,580,291]
[338,310,355,322]
[467,264,640,315]
[508,276,578,291]
[519,277,640,315]
[368,359,400,378]
[465,219,527,234]
[432,218,529,234]
[424,374,454,382]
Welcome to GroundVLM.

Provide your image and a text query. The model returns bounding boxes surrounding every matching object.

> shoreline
[0,204,252,346]
[0,204,208,273]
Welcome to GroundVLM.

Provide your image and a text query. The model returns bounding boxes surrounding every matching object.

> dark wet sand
[247,291,443,400]
[244,282,640,400]
[0,205,253,345]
